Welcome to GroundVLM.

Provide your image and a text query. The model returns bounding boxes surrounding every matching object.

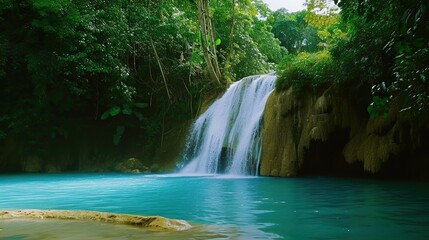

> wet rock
[0,210,192,231]
[260,84,429,179]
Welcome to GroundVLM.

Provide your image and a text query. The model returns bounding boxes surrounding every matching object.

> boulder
[114,158,149,173]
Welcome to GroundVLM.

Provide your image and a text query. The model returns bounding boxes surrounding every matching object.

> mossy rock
[114,158,149,173]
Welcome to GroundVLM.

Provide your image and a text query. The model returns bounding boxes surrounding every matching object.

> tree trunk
[225,0,235,80]
[197,0,224,86]
[150,38,172,103]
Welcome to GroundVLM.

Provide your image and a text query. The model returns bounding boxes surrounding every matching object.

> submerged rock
[0,210,191,231]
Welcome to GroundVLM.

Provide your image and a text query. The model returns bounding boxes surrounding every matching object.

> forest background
[0,0,427,172]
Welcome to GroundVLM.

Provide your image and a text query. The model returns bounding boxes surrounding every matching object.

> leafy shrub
[275,50,335,92]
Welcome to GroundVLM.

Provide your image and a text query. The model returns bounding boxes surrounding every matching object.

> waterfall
[180,74,275,175]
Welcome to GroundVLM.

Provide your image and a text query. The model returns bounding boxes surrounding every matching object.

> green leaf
[100,111,110,120]
[109,106,121,116]
[134,102,148,109]
[191,51,204,64]
[122,105,132,115]
[101,106,122,120]
[134,112,144,121]
[373,96,382,104]
[215,38,221,46]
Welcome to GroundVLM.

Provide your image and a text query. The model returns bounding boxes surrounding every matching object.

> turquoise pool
[1,174,429,239]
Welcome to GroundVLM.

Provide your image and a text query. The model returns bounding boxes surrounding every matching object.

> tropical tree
[212,0,284,81]
[333,0,429,115]
[271,10,321,54]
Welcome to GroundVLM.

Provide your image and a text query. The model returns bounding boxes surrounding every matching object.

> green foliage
[215,38,221,46]
[367,96,389,119]
[336,0,429,115]
[212,0,285,81]
[101,107,121,120]
[276,50,335,92]
[0,0,204,151]
[274,0,429,118]
[271,10,321,54]
[272,5,344,94]
[1,0,286,159]
[100,103,148,121]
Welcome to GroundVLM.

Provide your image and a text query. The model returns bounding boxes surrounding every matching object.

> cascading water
[180,74,275,175]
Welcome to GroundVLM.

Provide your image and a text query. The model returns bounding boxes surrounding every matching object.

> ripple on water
[1,174,429,240]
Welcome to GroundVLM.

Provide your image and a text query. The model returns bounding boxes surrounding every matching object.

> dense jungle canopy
[0,0,428,172]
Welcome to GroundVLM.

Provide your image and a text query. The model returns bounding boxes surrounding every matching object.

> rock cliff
[260,85,429,180]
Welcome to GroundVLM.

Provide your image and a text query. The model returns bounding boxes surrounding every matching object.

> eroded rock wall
[260,85,429,180]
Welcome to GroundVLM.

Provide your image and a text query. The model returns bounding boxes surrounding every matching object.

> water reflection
[1,174,429,240]
[199,178,280,239]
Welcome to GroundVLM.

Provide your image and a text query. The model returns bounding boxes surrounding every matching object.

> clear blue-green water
[1,174,429,239]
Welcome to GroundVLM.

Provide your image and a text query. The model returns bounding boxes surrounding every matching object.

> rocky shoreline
[0,209,191,231]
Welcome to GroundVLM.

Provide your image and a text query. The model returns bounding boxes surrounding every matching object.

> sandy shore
[0,209,191,231]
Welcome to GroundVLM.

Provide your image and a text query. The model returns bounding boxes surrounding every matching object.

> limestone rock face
[260,85,429,179]
[0,210,192,231]
[260,88,308,177]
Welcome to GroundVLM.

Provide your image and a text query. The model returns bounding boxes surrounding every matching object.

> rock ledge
[0,209,191,231]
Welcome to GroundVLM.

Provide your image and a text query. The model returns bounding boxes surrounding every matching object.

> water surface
[1,174,429,239]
